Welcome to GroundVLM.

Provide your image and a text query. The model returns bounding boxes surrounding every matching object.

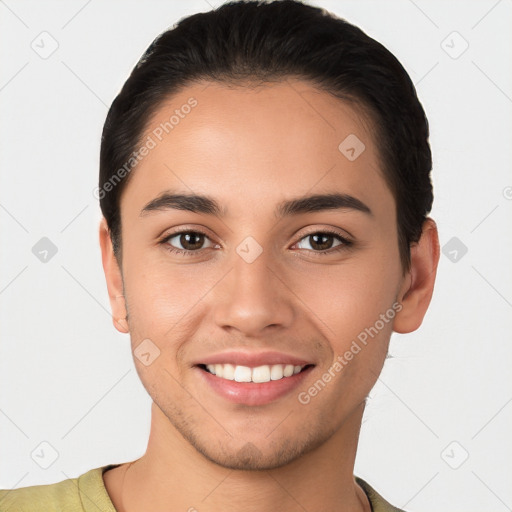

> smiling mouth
[198,363,314,383]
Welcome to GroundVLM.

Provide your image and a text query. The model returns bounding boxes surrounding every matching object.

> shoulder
[356,476,407,512]
[0,465,118,512]
[0,474,81,511]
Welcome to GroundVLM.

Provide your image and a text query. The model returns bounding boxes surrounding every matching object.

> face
[107,79,409,470]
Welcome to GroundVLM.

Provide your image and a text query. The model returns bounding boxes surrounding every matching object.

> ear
[99,217,129,334]
[393,218,440,333]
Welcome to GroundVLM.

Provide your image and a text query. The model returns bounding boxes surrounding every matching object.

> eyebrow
[140,191,373,218]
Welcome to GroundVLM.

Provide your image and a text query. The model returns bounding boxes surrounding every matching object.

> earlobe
[113,295,129,332]
[393,218,440,334]
[99,218,129,334]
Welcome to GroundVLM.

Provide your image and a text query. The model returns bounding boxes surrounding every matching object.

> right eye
[160,230,217,255]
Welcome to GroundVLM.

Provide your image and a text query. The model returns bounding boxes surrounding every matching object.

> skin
[99,79,440,512]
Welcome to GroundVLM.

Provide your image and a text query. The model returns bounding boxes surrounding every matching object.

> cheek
[301,263,399,406]
[121,252,220,342]
[123,262,209,385]
[293,255,400,339]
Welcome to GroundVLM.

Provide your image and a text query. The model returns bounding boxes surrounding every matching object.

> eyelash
[158,228,353,257]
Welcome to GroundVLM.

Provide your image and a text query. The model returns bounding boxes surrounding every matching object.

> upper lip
[195,351,314,368]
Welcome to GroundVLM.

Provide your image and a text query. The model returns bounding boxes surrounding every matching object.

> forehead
[120,79,392,218]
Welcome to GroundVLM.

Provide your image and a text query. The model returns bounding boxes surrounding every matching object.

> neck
[107,401,369,512]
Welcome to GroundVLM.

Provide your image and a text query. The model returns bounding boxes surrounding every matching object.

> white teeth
[203,363,306,383]
[252,365,271,383]
[283,364,294,377]
[215,364,224,378]
[270,364,284,380]
[223,363,235,380]
[234,365,252,382]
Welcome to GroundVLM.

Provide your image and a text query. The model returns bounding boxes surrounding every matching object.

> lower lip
[196,366,314,406]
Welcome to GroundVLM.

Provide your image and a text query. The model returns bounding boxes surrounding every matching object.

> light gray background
[1,1,511,510]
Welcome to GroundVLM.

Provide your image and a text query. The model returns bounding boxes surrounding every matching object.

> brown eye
[178,232,205,250]
[164,231,215,253]
[309,233,334,250]
[297,233,341,251]
[294,231,353,255]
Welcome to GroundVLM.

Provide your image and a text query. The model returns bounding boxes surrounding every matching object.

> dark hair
[99,0,433,273]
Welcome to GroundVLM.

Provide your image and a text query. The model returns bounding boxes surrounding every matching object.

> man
[0,1,439,510]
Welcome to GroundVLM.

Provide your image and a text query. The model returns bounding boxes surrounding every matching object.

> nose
[212,248,294,337]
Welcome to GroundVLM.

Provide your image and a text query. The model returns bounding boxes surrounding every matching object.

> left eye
[295,232,347,251]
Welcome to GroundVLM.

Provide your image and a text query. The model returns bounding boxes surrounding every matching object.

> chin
[197,442,301,471]
[184,427,327,472]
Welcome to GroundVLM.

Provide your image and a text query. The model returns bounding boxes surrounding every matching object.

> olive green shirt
[0,465,406,511]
